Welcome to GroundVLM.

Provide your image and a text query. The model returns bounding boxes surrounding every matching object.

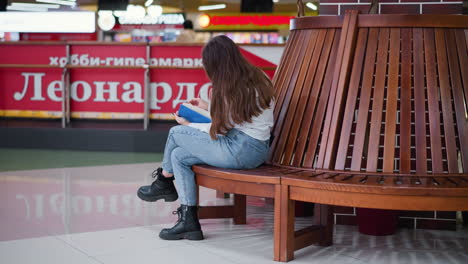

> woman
[137,35,275,241]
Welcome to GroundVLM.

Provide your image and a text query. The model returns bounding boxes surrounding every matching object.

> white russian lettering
[89,57,100,66]
[94,81,120,102]
[79,54,90,66]
[70,54,79,65]
[173,82,196,108]
[15,73,46,101]
[59,57,68,67]
[71,81,92,102]
[124,57,135,66]
[199,82,212,102]
[105,57,114,66]
[47,81,62,102]
[150,58,158,66]
[49,57,59,66]
[114,57,124,66]
[158,58,171,67]
[183,58,193,67]
[135,58,145,66]
[122,82,144,103]
[194,58,203,67]
[173,58,182,67]
[150,82,172,110]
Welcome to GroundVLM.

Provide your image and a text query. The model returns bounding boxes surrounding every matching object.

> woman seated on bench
[137,35,275,241]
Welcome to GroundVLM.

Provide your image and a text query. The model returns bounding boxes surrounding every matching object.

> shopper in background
[175,20,207,43]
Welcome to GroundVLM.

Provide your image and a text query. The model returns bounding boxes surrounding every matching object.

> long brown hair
[202,35,274,139]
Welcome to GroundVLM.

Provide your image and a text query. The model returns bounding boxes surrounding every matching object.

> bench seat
[282,170,468,211]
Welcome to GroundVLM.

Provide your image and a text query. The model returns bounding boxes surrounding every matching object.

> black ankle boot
[159,205,204,240]
[137,168,178,202]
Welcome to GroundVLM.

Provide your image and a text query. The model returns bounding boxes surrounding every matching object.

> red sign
[210,15,295,26]
[20,33,98,41]
[0,43,279,120]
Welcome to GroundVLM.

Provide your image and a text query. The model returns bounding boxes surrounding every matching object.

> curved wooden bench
[279,11,468,261]
[193,17,343,261]
[193,10,468,263]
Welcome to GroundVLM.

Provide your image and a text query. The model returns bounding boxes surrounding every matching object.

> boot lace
[172,207,183,225]
[150,168,164,187]
[151,168,163,179]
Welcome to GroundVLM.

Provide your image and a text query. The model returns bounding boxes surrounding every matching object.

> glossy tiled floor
[1,163,467,264]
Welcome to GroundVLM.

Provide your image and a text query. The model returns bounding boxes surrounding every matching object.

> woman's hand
[174,112,190,126]
[188,98,209,111]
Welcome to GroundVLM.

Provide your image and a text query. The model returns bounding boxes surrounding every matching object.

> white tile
[0,236,100,264]
[95,243,237,264]
[56,226,170,257]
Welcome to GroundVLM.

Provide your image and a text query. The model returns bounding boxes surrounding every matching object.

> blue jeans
[162,125,270,206]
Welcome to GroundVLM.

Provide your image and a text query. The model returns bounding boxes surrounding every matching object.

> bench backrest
[271,11,468,175]
[269,17,345,168]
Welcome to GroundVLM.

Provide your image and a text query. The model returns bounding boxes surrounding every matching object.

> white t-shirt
[188,101,274,141]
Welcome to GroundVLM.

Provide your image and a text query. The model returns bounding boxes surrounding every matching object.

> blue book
[178,103,211,123]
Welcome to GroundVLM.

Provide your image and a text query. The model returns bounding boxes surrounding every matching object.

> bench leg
[233,194,247,225]
[279,185,295,262]
[317,204,334,247]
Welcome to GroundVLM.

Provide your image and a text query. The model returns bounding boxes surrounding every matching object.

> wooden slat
[445,29,468,173]
[273,31,304,117]
[366,28,390,172]
[334,28,369,170]
[273,30,321,163]
[350,28,379,171]
[412,28,428,174]
[423,28,443,173]
[271,31,310,155]
[292,29,337,167]
[302,30,341,168]
[382,28,400,173]
[438,30,463,173]
[273,31,296,93]
[399,28,412,174]
[454,29,468,117]
[319,10,359,169]
[282,29,328,164]
[273,31,303,114]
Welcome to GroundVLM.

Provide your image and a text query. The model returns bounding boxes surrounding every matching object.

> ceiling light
[198,14,210,28]
[306,2,317,11]
[0,12,95,33]
[12,2,60,9]
[273,0,279,3]
[7,5,48,12]
[98,12,116,31]
[36,0,76,6]
[198,4,226,11]
[144,0,154,7]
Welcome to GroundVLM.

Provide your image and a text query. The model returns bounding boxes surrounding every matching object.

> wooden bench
[279,11,468,261]
[193,11,468,262]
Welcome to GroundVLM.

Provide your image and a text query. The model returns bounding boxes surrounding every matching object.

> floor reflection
[0,163,234,241]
